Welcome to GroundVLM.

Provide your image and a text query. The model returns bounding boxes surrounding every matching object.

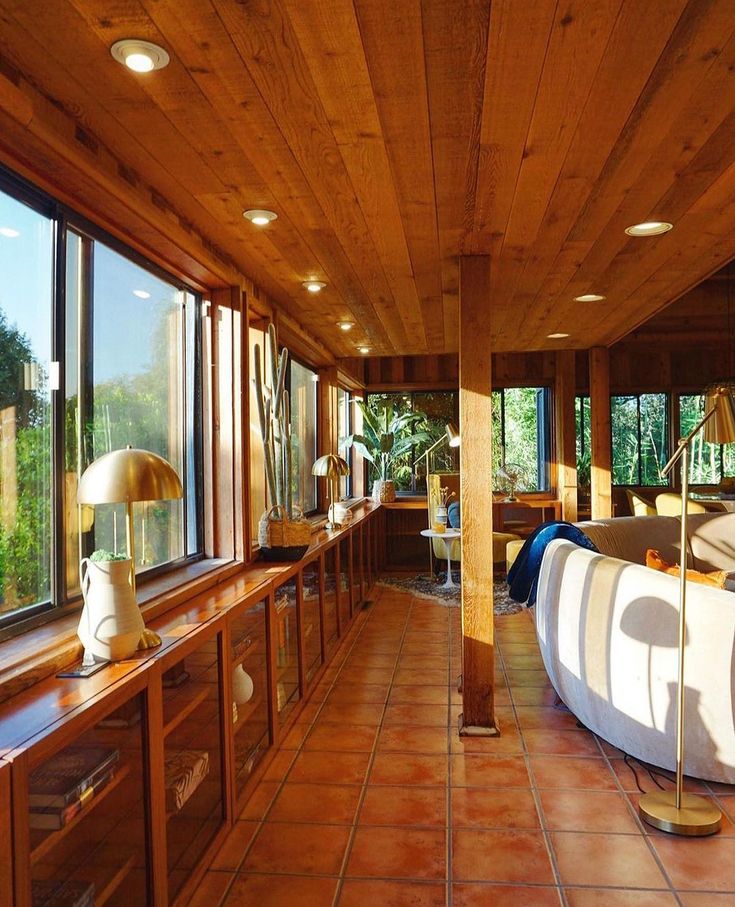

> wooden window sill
[0,558,237,706]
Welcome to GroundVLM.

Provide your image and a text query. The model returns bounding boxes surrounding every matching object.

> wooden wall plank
[555,351,578,522]
[589,347,612,519]
[458,255,497,734]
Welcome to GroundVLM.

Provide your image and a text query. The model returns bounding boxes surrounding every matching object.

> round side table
[420,528,461,589]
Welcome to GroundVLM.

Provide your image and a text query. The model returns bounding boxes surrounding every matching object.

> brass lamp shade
[445,423,460,448]
[78,446,184,504]
[312,453,350,479]
[703,385,735,445]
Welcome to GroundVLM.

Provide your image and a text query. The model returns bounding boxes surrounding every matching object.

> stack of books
[28,745,119,831]
[164,749,209,813]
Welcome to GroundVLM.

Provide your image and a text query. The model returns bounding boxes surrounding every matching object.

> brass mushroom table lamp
[78,446,184,652]
[312,453,350,530]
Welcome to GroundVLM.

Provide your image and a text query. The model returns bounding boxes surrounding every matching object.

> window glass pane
[611,395,640,484]
[365,393,412,492]
[413,391,458,493]
[249,325,268,537]
[501,387,547,492]
[0,190,53,619]
[575,395,591,489]
[680,394,721,484]
[290,360,317,513]
[337,387,351,499]
[66,233,197,584]
[639,393,668,485]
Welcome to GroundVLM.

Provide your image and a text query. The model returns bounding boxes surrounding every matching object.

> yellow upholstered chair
[655,493,707,516]
[427,473,519,570]
[625,489,656,517]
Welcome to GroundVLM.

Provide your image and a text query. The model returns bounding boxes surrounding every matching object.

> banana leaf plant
[342,400,433,482]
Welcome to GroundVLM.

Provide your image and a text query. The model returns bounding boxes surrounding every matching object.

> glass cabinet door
[229,598,270,800]
[301,558,323,685]
[162,634,224,903]
[323,546,339,652]
[350,532,362,613]
[273,577,300,722]
[338,536,352,630]
[26,690,149,907]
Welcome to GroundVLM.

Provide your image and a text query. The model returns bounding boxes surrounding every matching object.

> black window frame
[0,163,204,638]
[492,386,552,493]
[610,392,670,487]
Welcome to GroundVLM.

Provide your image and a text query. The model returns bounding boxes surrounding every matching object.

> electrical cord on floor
[624,752,666,793]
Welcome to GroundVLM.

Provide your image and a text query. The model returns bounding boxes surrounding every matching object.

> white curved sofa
[535,512,735,783]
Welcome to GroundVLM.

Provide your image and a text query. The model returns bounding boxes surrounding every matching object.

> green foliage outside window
[611,394,668,486]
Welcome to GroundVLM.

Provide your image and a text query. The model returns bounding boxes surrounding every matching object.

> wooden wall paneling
[589,347,612,519]
[458,255,497,734]
[145,667,168,907]
[554,350,578,522]
[211,288,237,560]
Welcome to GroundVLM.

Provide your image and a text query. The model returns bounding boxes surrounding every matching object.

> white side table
[420,528,461,589]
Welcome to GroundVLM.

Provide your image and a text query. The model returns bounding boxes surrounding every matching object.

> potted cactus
[253,324,312,561]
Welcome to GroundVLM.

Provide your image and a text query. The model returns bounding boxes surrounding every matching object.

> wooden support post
[459,255,498,736]
[318,366,339,513]
[589,347,612,519]
[555,351,578,522]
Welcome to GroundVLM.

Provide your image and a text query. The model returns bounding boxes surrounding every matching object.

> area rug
[376,574,524,615]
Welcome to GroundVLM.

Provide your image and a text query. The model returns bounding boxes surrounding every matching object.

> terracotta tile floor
[187,582,735,906]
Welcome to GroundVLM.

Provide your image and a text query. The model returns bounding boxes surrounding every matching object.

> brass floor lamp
[639,385,735,836]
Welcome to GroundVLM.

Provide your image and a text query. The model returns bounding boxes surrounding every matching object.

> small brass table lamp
[312,453,350,530]
[78,446,183,650]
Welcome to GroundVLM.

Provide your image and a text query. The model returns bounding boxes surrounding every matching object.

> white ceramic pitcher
[77,557,143,661]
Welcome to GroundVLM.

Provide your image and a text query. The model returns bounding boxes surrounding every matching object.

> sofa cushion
[645,548,728,588]
[575,515,686,566]
[686,511,735,572]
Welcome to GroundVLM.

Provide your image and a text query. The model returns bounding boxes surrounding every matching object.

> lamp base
[639,790,721,836]
[138,628,162,650]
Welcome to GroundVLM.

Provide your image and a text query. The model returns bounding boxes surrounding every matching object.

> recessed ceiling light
[357,345,371,355]
[243,209,277,226]
[133,289,151,299]
[0,227,19,238]
[574,293,606,303]
[547,332,569,339]
[337,321,354,331]
[624,221,673,237]
[111,39,170,73]
[303,280,326,293]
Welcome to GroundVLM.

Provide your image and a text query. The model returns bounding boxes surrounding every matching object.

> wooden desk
[493,499,562,531]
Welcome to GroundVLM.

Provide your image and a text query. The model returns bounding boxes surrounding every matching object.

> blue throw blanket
[507,521,598,607]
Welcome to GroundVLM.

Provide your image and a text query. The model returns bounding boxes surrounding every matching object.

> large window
[575,395,591,489]
[611,393,668,486]
[365,391,458,494]
[680,394,735,484]
[492,387,551,492]
[0,170,202,631]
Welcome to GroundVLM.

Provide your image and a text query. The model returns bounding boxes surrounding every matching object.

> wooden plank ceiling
[1,0,735,356]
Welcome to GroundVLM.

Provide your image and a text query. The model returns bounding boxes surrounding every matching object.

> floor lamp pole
[638,407,721,836]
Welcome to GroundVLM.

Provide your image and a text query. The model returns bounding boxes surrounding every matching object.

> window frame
[285,352,319,517]
[337,385,353,500]
[492,385,552,493]
[610,391,670,487]
[0,164,204,638]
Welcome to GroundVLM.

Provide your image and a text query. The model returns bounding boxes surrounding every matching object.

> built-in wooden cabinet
[1,505,382,907]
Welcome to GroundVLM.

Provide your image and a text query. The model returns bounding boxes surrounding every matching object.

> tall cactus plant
[253,323,293,519]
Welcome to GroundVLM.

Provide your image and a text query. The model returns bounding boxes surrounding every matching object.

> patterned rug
[376,574,524,615]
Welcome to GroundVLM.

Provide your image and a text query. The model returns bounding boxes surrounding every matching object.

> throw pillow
[448,501,461,529]
[645,548,728,588]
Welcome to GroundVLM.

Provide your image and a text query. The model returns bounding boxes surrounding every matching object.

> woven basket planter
[372,479,396,504]
[258,505,311,561]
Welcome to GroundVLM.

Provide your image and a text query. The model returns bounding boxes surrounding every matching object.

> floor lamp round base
[639,790,721,836]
